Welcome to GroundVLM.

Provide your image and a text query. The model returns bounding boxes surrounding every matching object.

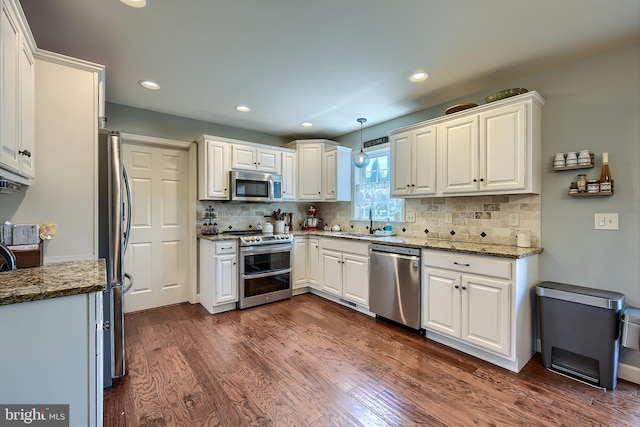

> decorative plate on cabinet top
[445,103,478,115]
[485,88,529,103]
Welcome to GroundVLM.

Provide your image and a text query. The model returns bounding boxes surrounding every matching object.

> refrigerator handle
[123,165,132,254]
[123,272,134,295]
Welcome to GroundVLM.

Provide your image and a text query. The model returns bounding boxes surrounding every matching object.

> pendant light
[354,118,369,168]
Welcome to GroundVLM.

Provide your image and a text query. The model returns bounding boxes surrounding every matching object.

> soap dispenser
[384,218,392,232]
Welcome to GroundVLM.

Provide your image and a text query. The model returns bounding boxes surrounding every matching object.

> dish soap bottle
[384,218,392,232]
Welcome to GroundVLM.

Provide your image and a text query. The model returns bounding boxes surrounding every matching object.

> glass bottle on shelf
[599,152,613,193]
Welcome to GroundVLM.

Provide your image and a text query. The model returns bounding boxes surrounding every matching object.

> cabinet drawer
[422,250,512,280]
[319,238,369,256]
[215,240,237,255]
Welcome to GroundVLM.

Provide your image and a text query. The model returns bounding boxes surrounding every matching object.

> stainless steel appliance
[369,244,422,330]
[0,177,22,194]
[230,170,282,202]
[223,230,293,309]
[98,129,133,388]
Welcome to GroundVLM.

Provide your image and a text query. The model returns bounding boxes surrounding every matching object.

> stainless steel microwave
[230,170,282,202]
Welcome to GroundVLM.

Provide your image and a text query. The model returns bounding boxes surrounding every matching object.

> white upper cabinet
[391,125,437,197]
[281,150,296,201]
[288,139,351,202]
[231,143,281,173]
[323,146,351,201]
[439,115,479,194]
[197,137,230,200]
[0,0,35,182]
[390,91,544,197]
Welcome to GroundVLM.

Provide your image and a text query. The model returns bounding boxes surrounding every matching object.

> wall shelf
[569,191,613,197]
[552,152,594,171]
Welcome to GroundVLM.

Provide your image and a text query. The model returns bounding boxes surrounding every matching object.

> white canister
[274,220,285,234]
[516,230,531,248]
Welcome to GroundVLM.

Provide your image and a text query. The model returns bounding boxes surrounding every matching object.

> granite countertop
[198,231,542,259]
[0,259,107,306]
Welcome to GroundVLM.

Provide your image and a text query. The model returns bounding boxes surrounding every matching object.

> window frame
[351,144,405,223]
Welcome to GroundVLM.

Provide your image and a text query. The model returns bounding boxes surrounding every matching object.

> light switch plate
[509,213,519,226]
[406,212,416,222]
[594,213,619,230]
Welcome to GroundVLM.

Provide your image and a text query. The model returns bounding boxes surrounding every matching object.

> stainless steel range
[222,230,293,309]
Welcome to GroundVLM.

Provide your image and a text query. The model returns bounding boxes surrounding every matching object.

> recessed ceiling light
[139,80,160,90]
[300,122,313,127]
[120,0,148,8]
[409,71,430,82]
[236,105,251,113]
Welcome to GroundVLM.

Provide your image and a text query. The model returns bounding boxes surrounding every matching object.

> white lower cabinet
[293,236,308,291]
[0,292,103,427]
[199,239,238,313]
[308,237,319,289]
[319,238,369,307]
[422,249,538,372]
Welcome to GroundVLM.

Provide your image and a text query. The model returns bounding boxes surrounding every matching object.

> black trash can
[535,281,625,390]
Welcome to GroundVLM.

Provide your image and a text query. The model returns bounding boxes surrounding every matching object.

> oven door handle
[240,244,292,255]
[241,268,291,280]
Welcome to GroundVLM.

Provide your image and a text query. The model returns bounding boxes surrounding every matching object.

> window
[352,146,404,222]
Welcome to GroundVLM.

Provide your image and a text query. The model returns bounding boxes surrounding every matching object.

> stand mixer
[303,205,320,231]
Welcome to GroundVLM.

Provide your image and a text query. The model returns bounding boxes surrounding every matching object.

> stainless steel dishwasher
[369,244,422,331]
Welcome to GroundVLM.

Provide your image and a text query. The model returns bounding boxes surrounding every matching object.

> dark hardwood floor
[104,293,640,427]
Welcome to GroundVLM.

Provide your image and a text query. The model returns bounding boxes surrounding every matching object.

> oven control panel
[239,234,293,245]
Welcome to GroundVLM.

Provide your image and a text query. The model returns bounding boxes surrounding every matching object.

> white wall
[0,54,100,263]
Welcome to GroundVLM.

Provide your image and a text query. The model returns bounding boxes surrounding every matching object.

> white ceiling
[19,0,640,139]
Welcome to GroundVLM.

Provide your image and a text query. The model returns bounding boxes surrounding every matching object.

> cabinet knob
[411,184,415,187]
[461,286,467,290]
[19,150,31,157]
[480,178,484,182]
[454,285,459,289]
[473,179,477,183]
[406,184,410,187]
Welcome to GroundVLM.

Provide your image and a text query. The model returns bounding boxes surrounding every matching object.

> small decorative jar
[569,182,578,194]
[577,174,587,192]
[587,180,600,193]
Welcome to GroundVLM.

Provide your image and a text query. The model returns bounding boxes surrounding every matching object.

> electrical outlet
[594,213,619,230]
[406,212,416,222]
[445,212,453,224]
[509,213,519,226]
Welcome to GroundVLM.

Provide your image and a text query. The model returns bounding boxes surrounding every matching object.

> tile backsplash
[198,194,541,247]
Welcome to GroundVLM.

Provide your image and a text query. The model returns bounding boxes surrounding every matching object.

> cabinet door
[422,268,461,336]
[256,148,280,173]
[297,143,323,200]
[460,275,511,356]
[412,126,437,196]
[323,149,337,200]
[320,248,342,296]
[18,39,34,177]
[198,239,215,310]
[308,239,319,288]
[0,1,20,172]
[281,151,296,200]
[479,103,526,192]
[342,253,369,306]
[390,132,412,196]
[202,140,229,199]
[440,116,478,194]
[231,145,256,170]
[293,238,308,288]
[215,253,238,304]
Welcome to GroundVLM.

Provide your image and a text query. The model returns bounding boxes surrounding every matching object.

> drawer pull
[220,247,233,250]
[453,262,470,267]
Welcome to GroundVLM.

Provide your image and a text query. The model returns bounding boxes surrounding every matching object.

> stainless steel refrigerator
[98,129,132,388]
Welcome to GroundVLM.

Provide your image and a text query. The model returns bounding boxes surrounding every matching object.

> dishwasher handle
[370,243,420,257]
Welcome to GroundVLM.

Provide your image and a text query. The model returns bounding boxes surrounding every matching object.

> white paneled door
[123,143,189,313]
